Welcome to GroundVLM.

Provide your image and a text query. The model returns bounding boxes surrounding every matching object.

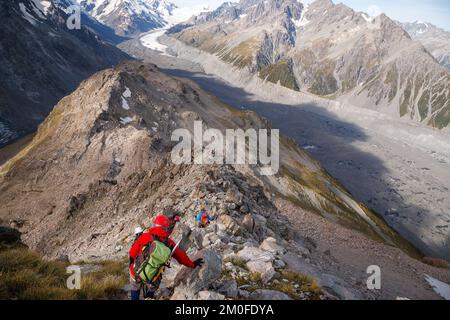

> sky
[172,0,450,31]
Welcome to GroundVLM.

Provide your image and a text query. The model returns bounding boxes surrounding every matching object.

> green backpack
[134,240,172,284]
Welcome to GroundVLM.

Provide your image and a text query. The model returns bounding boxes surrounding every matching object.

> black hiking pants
[130,275,162,300]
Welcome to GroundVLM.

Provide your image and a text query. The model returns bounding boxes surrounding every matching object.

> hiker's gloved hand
[194,258,204,268]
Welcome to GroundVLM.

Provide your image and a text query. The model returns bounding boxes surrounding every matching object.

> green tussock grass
[234,272,264,290]
[418,89,430,121]
[230,270,322,300]
[259,60,299,91]
[384,67,398,102]
[0,245,128,300]
[400,80,412,117]
[0,247,75,300]
[269,271,322,300]
[307,60,338,96]
[223,256,248,270]
[220,38,258,69]
[429,101,450,129]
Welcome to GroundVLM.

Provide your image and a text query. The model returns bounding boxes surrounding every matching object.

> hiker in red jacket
[129,215,203,300]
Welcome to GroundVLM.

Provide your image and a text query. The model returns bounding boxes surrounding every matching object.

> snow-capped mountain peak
[151,0,177,17]
[399,20,450,69]
[76,0,178,36]
[32,0,52,15]
[19,0,52,23]
[412,20,430,34]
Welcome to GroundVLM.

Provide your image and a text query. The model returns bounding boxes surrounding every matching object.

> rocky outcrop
[250,289,292,300]
[174,250,222,292]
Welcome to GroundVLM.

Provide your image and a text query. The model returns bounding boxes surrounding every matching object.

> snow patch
[361,13,373,23]
[121,97,130,110]
[416,20,429,28]
[83,0,175,24]
[120,117,133,125]
[425,275,450,300]
[32,0,51,16]
[122,87,132,98]
[121,87,132,110]
[293,3,309,28]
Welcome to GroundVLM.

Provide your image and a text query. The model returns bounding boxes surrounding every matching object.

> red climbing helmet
[153,215,171,229]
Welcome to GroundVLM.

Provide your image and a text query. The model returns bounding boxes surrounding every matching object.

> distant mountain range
[0,0,129,147]
[2,0,449,147]
[76,0,178,36]
[169,0,450,129]
[398,20,450,70]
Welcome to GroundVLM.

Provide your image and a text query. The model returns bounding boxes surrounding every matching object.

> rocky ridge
[1,61,448,300]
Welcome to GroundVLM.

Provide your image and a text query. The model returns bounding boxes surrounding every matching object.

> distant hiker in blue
[195,207,213,228]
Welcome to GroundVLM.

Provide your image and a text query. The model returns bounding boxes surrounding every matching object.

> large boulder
[160,262,183,291]
[202,232,220,248]
[171,285,197,300]
[317,274,363,300]
[172,223,193,252]
[237,246,274,263]
[242,214,255,232]
[189,229,204,249]
[236,246,275,283]
[246,260,275,283]
[217,279,238,298]
[174,249,222,293]
[253,214,268,240]
[281,253,361,300]
[225,188,243,206]
[250,289,292,300]
[217,214,241,236]
[197,290,225,300]
[260,237,286,255]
